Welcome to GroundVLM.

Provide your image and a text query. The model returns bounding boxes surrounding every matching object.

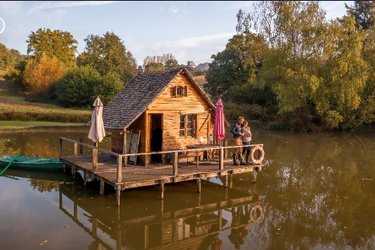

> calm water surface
[0,127,374,249]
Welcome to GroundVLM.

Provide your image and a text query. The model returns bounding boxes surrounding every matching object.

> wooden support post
[229,173,233,188]
[196,150,199,169]
[160,180,165,199]
[218,209,223,230]
[224,140,228,159]
[219,147,224,171]
[100,178,105,195]
[173,151,178,176]
[92,148,98,171]
[116,185,121,207]
[117,155,123,183]
[58,138,62,159]
[92,218,98,237]
[144,225,149,249]
[73,143,78,177]
[197,178,201,193]
[79,138,83,155]
[63,164,66,173]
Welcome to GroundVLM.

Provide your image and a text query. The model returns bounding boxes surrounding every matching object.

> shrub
[56,65,101,107]
[95,71,124,104]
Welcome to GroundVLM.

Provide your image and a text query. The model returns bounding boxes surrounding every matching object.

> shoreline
[0,120,87,133]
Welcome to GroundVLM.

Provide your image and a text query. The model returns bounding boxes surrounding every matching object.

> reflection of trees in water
[29,179,59,192]
[257,132,375,249]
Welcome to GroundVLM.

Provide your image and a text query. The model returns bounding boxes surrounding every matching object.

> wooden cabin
[103,67,217,166]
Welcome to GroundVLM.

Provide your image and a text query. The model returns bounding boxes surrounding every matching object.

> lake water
[0,126,374,249]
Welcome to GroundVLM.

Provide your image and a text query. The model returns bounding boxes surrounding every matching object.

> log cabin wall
[147,73,214,151]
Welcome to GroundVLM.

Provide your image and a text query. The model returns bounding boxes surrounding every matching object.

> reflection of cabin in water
[58,181,263,250]
[103,67,216,166]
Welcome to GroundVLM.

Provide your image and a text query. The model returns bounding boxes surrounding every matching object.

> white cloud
[28,1,118,14]
[168,6,180,14]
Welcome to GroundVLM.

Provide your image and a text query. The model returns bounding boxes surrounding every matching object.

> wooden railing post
[195,150,199,169]
[59,138,63,159]
[219,147,224,171]
[92,148,98,171]
[117,155,123,183]
[173,151,178,176]
[73,143,78,176]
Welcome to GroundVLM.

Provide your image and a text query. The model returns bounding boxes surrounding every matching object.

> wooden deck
[61,154,261,190]
[59,137,264,206]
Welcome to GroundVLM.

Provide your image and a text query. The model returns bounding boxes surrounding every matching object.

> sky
[0,1,352,66]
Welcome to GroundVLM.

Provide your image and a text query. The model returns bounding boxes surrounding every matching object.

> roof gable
[103,67,215,130]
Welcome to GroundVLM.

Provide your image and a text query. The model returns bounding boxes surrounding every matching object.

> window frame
[179,113,197,138]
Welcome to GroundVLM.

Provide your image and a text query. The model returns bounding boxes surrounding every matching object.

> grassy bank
[0,120,86,130]
[0,86,91,123]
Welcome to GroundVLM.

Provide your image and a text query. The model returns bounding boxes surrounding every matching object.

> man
[231,116,245,166]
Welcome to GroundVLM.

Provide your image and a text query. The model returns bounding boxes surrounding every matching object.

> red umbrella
[214,99,225,142]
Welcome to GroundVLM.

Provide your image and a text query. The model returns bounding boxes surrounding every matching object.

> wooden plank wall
[148,73,214,151]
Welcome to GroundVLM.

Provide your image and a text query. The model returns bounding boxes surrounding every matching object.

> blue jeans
[242,141,252,158]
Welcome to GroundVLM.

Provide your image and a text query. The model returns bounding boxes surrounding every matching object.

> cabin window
[179,114,196,137]
[173,86,188,97]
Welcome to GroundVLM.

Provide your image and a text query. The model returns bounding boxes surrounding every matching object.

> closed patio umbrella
[213,98,225,144]
[88,97,106,145]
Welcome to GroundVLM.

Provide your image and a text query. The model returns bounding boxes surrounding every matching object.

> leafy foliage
[345,0,375,30]
[56,66,124,107]
[22,53,67,96]
[77,32,137,83]
[207,1,375,130]
[27,28,77,67]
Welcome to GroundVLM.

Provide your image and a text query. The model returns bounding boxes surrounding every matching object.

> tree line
[206,1,375,131]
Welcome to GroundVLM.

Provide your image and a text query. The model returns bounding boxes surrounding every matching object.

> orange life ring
[250,145,265,165]
[249,204,264,224]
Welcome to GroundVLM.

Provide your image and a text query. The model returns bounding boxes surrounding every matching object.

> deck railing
[59,137,263,184]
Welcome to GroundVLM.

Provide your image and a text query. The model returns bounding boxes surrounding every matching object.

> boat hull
[0,156,64,172]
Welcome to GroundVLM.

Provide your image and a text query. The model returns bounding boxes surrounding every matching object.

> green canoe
[0,155,64,172]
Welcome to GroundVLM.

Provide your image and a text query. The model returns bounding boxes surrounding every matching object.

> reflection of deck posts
[218,209,223,230]
[83,171,87,186]
[59,188,62,209]
[100,178,105,195]
[229,173,233,188]
[197,178,201,193]
[144,225,149,249]
[219,147,224,171]
[160,180,165,199]
[224,175,228,188]
[92,218,98,237]
[173,152,178,176]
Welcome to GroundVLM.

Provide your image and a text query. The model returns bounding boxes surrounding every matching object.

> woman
[241,121,252,165]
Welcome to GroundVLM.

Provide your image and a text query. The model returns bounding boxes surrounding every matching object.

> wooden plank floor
[60,154,262,190]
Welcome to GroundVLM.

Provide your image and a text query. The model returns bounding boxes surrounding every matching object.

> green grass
[0,85,91,123]
[0,120,86,130]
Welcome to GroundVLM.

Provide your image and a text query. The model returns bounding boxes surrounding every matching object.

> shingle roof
[103,67,215,130]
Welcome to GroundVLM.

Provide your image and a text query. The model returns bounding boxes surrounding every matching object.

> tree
[315,16,370,129]
[206,32,268,100]
[0,43,23,70]
[56,66,101,107]
[165,59,179,69]
[144,62,164,73]
[26,28,77,67]
[345,0,375,30]
[22,53,67,96]
[56,66,124,107]
[77,32,137,83]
